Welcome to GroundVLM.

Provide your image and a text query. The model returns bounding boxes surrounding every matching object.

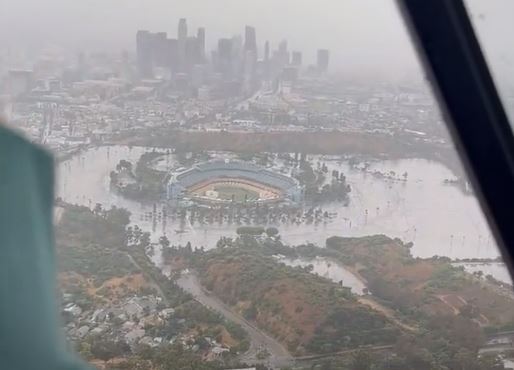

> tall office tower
[231,35,244,79]
[178,18,188,40]
[244,26,257,55]
[197,28,206,61]
[243,50,257,94]
[164,38,179,72]
[217,38,233,79]
[243,26,257,84]
[317,49,330,73]
[274,39,290,70]
[185,36,201,70]
[278,40,290,65]
[291,51,302,66]
[218,38,232,62]
[136,30,153,78]
[262,41,271,81]
[153,32,168,67]
[178,18,188,71]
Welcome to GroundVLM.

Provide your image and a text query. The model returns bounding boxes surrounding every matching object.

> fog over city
[4,1,514,369]
[2,0,422,80]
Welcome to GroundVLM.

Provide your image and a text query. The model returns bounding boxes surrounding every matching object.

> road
[177,271,293,368]
[126,253,169,306]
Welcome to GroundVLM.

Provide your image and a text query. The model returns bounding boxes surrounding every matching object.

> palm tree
[93,203,103,216]
[159,235,170,249]
[132,225,143,245]
[126,226,134,245]
[140,232,151,249]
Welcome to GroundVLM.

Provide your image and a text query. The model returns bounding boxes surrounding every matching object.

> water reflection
[453,262,513,285]
[57,145,498,259]
[278,256,367,295]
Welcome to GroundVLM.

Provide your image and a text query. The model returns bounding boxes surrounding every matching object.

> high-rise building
[197,28,206,61]
[136,30,153,78]
[277,40,290,65]
[164,38,179,72]
[292,51,302,66]
[153,32,168,67]
[217,38,233,78]
[231,35,243,78]
[317,49,329,73]
[178,18,188,72]
[218,39,232,60]
[264,41,270,61]
[244,26,257,55]
[178,18,188,40]
[186,36,201,69]
[243,50,257,94]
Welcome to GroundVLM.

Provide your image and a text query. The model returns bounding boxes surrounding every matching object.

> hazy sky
[1,0,512,83]
[0,0,423,80]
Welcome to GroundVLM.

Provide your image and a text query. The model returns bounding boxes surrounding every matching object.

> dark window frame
[398,0,514,276]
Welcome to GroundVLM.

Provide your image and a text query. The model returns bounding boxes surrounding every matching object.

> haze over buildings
[0,0,425,81]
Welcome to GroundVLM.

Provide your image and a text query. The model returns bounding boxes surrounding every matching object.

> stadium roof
[173,160,298,191]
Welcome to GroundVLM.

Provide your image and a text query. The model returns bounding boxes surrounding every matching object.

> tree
[185,241,192,255]
[127,226,134,245]
[351,350,373,370]
[265,227,279,238]
[159,235,170,249]
[133,225,143,244]
[236,226,265,236]
[93,203,103,215]
[139,232,151,248]
[105,206,131,226]
[90,339,129,362]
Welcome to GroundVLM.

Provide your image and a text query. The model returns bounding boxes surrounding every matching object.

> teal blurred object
[0,127,90,369]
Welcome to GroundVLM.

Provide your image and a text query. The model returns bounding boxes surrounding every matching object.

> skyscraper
[178,18,188,72]
[218,39,232,61]
[317,49,330,73]
[186,36,201,69]
[197,28,206,62]
[244,26,257,56]
[178,18,188,40]
[164,38,179,72]
[136,30,153,78]
[153,32,168,67]
[217,38,233,79]
[264,41,270,61]
[263,41,271,81]
[292,51,302,66]
[276,40,290,67]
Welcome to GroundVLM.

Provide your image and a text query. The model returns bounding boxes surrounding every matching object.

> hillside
[191,246,400,355]
[325,235,514,329]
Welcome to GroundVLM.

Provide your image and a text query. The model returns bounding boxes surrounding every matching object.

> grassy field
[213,185,259,202]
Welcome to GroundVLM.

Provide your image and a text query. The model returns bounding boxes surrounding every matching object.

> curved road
[176,271,293,368]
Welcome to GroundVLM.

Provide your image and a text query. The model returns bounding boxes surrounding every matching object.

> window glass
[464,0,514,122]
